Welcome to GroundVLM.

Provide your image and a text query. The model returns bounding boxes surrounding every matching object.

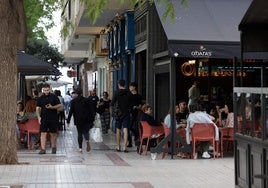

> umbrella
[45,79,72,87]
[17,50,59,76]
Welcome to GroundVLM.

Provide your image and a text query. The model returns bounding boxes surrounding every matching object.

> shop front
[150,0,252,157]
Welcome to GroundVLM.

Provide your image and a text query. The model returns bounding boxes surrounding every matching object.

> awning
[17,50,60,75]
[239,0,268,59]
[45,79,72,87]
[155,0,252,58]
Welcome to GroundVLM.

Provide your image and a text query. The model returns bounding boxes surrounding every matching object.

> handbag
[90,127,103,142]
[90,114,103,142]
[94,114,102,128]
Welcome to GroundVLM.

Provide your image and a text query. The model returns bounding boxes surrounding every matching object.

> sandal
[116,148,121,152]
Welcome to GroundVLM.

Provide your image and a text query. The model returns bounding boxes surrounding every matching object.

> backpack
[113,101,123,121]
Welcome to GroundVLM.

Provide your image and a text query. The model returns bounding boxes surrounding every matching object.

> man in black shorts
[36,84,62,154]
[111,79,132,152]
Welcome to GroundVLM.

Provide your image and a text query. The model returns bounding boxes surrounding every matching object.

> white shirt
[64,95,72,103]
[186,111,219,144]
[164,114,179,129]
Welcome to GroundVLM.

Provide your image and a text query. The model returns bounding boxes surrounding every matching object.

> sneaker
[52,147,57,154]
[202,151,211,159]
[78,148,82,153]
[39,149,46,154]
[86,141,91,152]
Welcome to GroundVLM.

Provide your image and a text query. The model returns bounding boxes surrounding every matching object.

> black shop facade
[150,0,252,121]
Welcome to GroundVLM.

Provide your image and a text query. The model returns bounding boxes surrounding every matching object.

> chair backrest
[221,127,234,139]
[192,123,215,139]
[140,121,164,138]
[25,118,40,132]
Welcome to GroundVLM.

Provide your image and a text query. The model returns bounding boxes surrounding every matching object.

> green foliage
[155,0,187,22]
[60,20,73,39]
[80,0,187,25]
[24,0,62,40]
[26,38,64,68]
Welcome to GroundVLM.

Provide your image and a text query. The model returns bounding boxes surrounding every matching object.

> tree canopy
[24,0,62,40]
[26,38,64,68]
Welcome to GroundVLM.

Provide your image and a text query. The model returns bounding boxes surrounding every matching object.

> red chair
[24,118,40,150]
[220,127,234,157]
[191,123,217,159]
[17,122,27,140]
[138,121,164,155]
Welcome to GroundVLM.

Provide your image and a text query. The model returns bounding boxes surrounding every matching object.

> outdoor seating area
[138,119,235,160]
[17,118,40,150]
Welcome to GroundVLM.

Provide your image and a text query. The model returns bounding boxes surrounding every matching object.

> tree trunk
[0,0,23,164]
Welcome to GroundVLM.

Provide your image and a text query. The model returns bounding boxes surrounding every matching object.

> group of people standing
[110,80,143,152]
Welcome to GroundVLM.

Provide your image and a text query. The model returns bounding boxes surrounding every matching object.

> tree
[0,0,61,164]
[26,38,64,68]
[0,0,23,164]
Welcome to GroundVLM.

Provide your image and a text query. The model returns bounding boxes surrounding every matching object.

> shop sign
[67,70,76,78]
[191,45,212,58]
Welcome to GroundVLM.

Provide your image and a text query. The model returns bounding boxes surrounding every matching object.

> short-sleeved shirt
[36,93,60,121]
[129,93,143,117]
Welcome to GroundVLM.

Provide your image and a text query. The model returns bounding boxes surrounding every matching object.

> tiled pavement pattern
[0,119,235,188]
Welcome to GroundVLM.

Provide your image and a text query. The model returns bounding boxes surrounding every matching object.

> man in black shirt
[66,88,95,153]
[128,82,143,147]
[36,84,62,154]
[88,89,99,116]
[111,79,132,152]
[176,100,189,123]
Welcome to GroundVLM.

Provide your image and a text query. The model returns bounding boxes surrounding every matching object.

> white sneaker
[202,151,211,159]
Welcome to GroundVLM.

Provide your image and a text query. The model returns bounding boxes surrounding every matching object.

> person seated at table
[17,102,28,146]
[138,104,162,151]
[222,101,234,128]
[186,103,219,159]
[164,108,179,129]
[164,106,186,129]
[176,100,189,123]
[25,95,37,119]
[140,104,161,126]
[208,105,221,127]
[17,102,27,123]
[164,106,188,158]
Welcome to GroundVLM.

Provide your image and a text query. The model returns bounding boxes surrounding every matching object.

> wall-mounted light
[174,52,179,57]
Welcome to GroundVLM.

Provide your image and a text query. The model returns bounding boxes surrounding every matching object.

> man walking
[66,88,95,153]
[111,79,132,152]
[36,84,62,154]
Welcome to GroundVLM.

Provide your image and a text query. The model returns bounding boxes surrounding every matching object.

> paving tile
[0,120,236,188]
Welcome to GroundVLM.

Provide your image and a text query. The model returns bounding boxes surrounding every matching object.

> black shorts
[40,119,58,133]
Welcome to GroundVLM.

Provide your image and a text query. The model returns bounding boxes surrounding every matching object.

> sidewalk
[0,122,235,188]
